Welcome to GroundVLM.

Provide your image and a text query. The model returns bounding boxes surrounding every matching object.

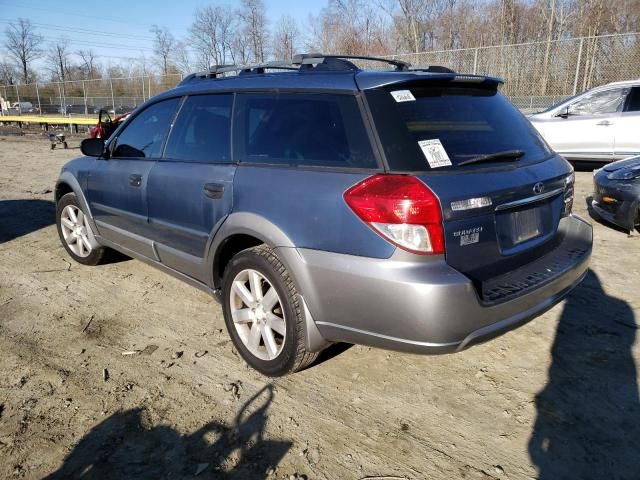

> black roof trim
[292,53,411,72]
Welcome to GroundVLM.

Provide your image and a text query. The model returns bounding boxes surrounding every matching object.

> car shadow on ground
[44,384,290,480]
[0,199,55,244]
[0,198,130,264]
[529,270,639,479]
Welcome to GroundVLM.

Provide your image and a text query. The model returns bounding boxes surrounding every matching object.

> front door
[87,97,181,258]
[146,93,235,281]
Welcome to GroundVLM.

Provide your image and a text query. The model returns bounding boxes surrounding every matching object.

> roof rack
[179,61,299,85]
[292,53,411,72]
[238,61,299,75]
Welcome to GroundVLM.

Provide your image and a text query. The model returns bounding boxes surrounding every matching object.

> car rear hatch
[362,74,577,302]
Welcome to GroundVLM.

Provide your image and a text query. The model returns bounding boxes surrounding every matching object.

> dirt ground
[1,133,639,480]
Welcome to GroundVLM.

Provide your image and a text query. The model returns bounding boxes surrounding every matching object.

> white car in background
[529,80,640,162]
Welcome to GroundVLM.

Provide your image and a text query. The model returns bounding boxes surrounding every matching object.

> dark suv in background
[55,54,592,376]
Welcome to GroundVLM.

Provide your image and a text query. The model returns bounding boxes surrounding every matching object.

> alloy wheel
[229,269,287,361]
[60,205,92,258]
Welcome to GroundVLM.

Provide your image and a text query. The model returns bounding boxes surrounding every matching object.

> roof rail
[292,53,411,72]
[238,61,299,75]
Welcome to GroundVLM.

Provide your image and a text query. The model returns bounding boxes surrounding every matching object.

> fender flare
[205,211,295,289]
[55,172,100,247]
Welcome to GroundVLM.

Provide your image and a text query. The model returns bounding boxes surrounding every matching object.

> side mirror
[557,106,570,119]
[81,137,108,158]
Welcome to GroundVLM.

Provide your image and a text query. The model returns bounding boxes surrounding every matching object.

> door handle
[596,120,613,126]
[203,183,224,199]
[128,174,142,187]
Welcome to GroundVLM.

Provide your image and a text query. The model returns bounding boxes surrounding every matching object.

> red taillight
[343,174,445,255]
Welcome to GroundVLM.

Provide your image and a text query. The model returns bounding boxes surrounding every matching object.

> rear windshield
[366,83,552,172]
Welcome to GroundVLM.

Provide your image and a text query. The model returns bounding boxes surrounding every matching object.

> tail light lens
[563,171,574,217]
[343,174,445,254]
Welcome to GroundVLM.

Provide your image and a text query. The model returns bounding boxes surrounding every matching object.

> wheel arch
[55,172,98,234]
[207,212,296,290]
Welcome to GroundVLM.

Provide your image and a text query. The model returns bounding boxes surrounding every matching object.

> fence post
[35,82,41,116]
[110,79,115,111]
[572,37,584,96]
[148,76,152,99]
[141,76,145,102]
[15,85,20,115]
[473,47,479,74]
[57,83,64,116]
[82,80,88,115]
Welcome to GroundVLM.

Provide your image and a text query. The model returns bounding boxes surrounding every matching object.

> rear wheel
[56,193,105,266]
[221,245,318,376]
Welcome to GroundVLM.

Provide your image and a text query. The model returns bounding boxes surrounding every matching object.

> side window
[568,88,629,116]
[112,98,180,158]
[624,87,640,112]
[164,94,233,163]
[235,93,377,168]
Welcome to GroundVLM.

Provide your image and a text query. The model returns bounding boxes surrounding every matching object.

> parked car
[8,101,37,114]
[529,80,640,162]
[60,104,98,115]
[100,104,134,115]
[89,109,131,139]
[55,54,592,376]
[592,155,640,233]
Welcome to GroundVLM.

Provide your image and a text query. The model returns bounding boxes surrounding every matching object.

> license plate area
[510,207,542,244]
[495,199,557,253]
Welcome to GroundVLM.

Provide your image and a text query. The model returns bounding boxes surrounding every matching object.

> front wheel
[221,245,318,376]
[56,193,106,265]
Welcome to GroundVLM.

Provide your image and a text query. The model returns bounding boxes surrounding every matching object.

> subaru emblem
[533,182,545,194]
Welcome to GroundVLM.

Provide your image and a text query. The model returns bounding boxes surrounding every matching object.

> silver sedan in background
[529,80,640,162]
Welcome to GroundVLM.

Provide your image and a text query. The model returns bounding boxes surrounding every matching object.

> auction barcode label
[418,139,452,168]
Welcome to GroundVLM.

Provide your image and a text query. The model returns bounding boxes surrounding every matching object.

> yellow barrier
[0,115,97,125]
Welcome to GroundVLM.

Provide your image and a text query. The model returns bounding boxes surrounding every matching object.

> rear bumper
[277,215,592,354]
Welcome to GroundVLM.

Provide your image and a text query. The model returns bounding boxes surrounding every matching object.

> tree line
[2,0,639,86]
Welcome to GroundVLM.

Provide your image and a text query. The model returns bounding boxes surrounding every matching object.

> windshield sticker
[390,90,416,102]
[418,139,452,168]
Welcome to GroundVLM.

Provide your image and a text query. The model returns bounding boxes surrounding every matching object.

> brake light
[343,174,445,254]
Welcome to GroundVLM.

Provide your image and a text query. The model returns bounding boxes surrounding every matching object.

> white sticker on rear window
[418,139,452,168]
[390,90,415,102]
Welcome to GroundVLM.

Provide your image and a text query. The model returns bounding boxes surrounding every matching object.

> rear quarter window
[234,93,377,169]
[366,84,552,172]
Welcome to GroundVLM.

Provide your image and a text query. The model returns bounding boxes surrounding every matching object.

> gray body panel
[278,215,591,353]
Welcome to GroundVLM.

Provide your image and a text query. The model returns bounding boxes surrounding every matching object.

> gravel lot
[1,133,639,480]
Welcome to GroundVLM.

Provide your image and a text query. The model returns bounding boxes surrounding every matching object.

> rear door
[614,86,640,159]
[364,80,574,285]
[146,93,235,281]
[545,87,628,160]
[87,97,180,258]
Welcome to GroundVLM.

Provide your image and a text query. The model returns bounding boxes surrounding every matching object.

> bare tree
[272,15,299,61]
[173,42,193,74]
[0,59,18,85]
[4,18,43,83]
[151,25,175,75]
[190,5,237,68]
[239,0,269,63]
[77,49,99,80]
[47,38,72,83]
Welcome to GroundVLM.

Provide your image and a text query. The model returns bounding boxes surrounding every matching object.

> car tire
[56,193,106,266]
[221,245,318,376]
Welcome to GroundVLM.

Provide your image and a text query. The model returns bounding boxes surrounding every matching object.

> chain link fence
[0,74,182,117]
[1,33,638,117]
[389,32,640,112]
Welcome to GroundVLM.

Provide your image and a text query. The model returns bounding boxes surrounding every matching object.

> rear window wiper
[457,149,525,166]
